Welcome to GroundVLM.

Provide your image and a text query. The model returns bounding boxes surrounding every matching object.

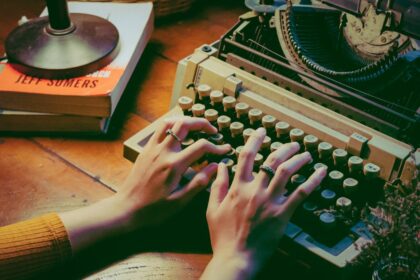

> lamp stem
[46,0,71,30]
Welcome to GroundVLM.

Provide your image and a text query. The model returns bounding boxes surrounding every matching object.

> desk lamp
[5,0,119,79]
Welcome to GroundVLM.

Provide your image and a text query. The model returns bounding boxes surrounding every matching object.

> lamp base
[5,13,119,79]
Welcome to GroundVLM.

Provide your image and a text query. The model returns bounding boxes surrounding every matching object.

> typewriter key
[208,133,224,145]
[205,109,218,126]
[181,138,195,149]
[192,103,205,118]
[328,170,344,190]
[220,158,235,171]
[262,115,276,138]
[270,142,282,152]
[290,128,305,144]
[336,197,352,214]
[318,142,333,165]
[313,162,328,171]
[235,102,250,124]
[348,156,363,178]
[261,136,271,156]
[254,153,264,171]
[333,149,348,171]
[320,189,337,206]
[363,163,381,178]
[230,122,245,146]
[222,96,236,119]
[235,146,244,159]
[290,174,307,191]
[304,135,318,153]
[210,90,224,111]
[248,108,263,129]
[178,96,193,116]
[343,178,359,200]
[275,121,291,142]
[243,128,255,143]
[197,84,211,106]
[319,212,337,231]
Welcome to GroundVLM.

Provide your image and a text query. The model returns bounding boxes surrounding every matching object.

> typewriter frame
[124,45,419,278]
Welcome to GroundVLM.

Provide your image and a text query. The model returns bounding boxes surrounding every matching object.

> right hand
[202,128,327,280]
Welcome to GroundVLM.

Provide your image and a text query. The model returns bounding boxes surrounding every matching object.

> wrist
[202,251,258,280]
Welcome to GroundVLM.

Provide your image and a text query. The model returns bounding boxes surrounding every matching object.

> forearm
[59,194,131,255]
[201,254,257,280]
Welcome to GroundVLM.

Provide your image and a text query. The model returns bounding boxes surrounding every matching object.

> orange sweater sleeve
[0,213,72,280]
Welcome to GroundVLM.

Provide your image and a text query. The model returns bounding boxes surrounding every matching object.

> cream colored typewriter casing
[124,45,419,271]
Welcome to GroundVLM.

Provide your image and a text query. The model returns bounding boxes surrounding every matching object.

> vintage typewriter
[124,0,419,278]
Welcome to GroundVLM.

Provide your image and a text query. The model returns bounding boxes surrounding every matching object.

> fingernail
[256,127,266,133]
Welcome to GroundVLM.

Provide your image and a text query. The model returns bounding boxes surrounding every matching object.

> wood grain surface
[0,1,246,279]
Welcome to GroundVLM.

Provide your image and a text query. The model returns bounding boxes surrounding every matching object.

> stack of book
[0,1,154,133]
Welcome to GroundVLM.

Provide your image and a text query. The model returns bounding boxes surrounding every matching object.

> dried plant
[352,180,420,280]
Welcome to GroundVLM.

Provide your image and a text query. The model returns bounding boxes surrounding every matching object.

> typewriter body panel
[124,1,419,277]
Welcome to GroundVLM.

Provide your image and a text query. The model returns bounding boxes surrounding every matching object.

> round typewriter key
[217,115,231,130]
[197,84,211,97]
[204,109,218,124]
[210,90,223,103]
[318,142,333,162]
[222,96,236,110]
[320,189,337,206]
[303,134,318,152]
[181,138,195,149]
[225,147,236,159]
[290,128,304,143]
[302,201,318,213]
[343,178,359,198]
[208,133,224,145]
[363,163,381,178]
[348,156,363,176]
[230,122,244,136]
[197,84,211,105]
[275,121,290,139]
[261,136,271,151]
[290,174,307,190]
[231,164,238,176]
[270,141,282,152]
[243,128,255,143]
[262,115,276,129]
[336,197,352,214]
[178,96,193,113]
[254,153,264,170]
[313,162,328,171]
[220,158,235,170]
[319,212,337,230]
[328,170,344,189]
[333,149,348,167]
[248,108,263,128]
[192,103,205,118]
[235,146,244,159]
[210,90,224,111]
[235,102,249,118]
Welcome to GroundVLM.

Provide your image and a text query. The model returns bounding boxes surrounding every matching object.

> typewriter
[124,0,419,278]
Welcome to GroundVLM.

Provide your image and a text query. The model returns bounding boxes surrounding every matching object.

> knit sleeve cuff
[0,213,72,279]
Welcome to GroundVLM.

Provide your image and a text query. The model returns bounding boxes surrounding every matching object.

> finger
[267,151,312,197]
[207,163,229,214]
[235,128,266,182]
[255,142,300,188]
[177,139,231,167]
[169,162,218,202]
[149,117,181,145]
[164,118,217,146]
[280,166,327,219]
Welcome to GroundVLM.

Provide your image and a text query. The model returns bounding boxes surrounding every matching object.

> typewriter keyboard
[178,84,385,252]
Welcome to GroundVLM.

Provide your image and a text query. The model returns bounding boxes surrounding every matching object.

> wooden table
[0,1,250,278]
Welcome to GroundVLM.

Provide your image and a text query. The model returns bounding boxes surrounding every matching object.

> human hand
[60,117,231,254]
[202,128,327,280]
